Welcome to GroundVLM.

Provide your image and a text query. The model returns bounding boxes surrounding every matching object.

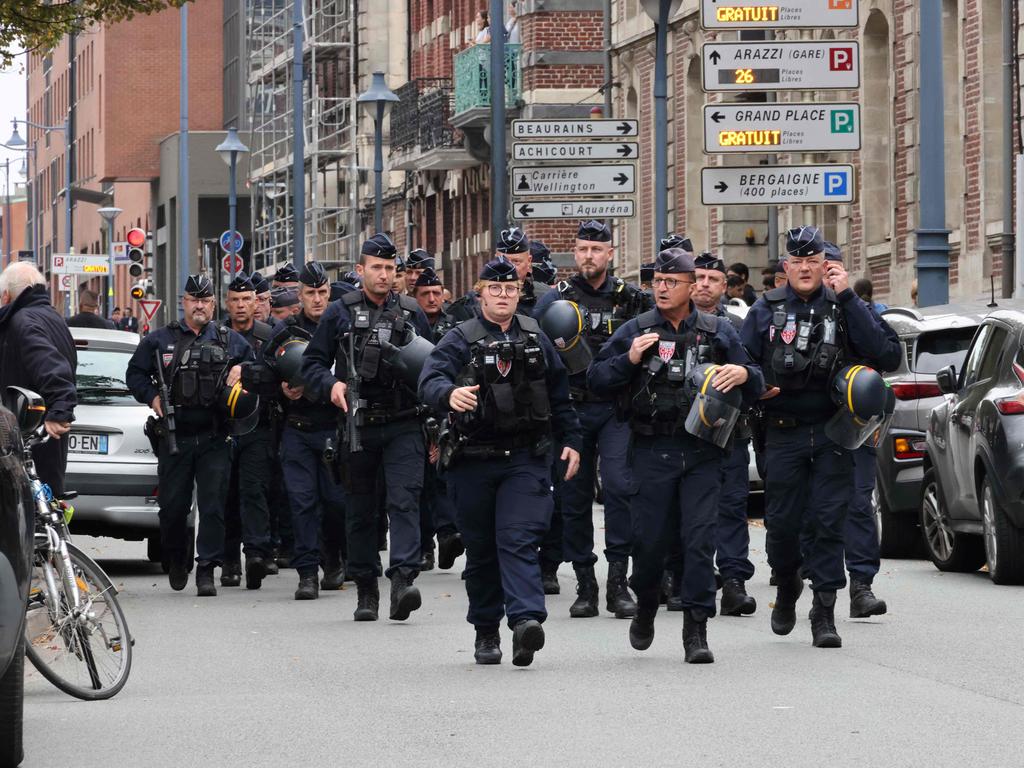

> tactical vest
[336,291,422,409]
[232,319,278,398]
[556,276,647,353]
[452,315,551,444]
[762,286,847,391]
[431,312,458,343]
[169,322,230,409]
[622,309,723,435]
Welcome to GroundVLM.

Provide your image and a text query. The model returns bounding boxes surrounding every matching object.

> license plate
[69,433,109,455]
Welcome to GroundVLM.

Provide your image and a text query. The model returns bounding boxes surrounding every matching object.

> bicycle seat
[58,491,78,501]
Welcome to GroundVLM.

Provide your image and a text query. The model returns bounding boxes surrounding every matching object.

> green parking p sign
[831,109,855,133]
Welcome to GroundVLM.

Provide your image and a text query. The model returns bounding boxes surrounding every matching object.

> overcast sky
[0,61,26,188]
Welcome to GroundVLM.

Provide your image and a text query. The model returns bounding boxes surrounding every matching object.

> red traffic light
[126,228,146,248]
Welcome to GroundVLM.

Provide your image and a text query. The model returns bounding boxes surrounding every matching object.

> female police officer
[588,248,764,663]
[418,256,582,667]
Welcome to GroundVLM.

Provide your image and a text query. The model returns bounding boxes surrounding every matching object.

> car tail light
[996,394,1024,415]
[1013,361,1024,385]
[894,436,927,460]
[891,381,942,400]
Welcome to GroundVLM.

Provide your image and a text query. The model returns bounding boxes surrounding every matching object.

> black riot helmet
[274,338,309,387]
[684,363,743,448]
[539,299,591,375]
[824,364,895,449]
[379,334,436,390]
[219,381,261,436]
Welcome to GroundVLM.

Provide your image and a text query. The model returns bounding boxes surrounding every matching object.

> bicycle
[9,387,133,700]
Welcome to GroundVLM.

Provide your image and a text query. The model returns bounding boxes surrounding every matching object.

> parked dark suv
[923,308,1024,584]
[874,305,983,556]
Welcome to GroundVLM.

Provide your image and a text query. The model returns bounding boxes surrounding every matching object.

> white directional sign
[511,164,636,196]
[51,253,111,275]
[702,41,860,92]
[700,0,859,30]
[511,119,639,139]
[512,141,639,161]
[703,103,861,153]
[701,164,856,205]
[513,200,636,220]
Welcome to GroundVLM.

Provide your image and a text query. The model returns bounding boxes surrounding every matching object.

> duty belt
[764,414,816,429]
[286,416,328,432]
[569,387,610,404]
[461,433,550,460]
[362,405,425,425]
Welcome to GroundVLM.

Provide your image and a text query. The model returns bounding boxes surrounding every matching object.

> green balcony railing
[453,43,522,116]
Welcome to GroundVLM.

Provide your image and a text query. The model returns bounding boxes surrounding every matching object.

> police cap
[274,263,299,283]
[654,248,695,275]
[299,260,328,288]
[660,233,693,253]
[406,249,435,270]
[823,241,843,262]
[251,272,271,294]
[270,287,298,308]
[529,240,550,261]
[342,270,361,287]
[414,267,443,288]
[577,219,611,243]
[480,255,519,282]
[395,255,406,274]
[362,232,397,258]
[496,226,529,254]
[185,274,214,298]
[694,251,726,273]
[227,272,255,293]
[786,226,825,258]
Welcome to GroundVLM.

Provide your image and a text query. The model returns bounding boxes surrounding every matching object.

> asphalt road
[20,512,1024,768]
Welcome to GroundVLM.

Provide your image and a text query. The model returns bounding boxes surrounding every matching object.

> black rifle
[153,347,179,456]
[344,322,365,453]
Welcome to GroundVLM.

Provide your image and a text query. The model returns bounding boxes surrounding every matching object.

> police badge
[658,340,676,362]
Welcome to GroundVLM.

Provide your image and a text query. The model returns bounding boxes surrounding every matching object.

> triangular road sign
[138,299,162,322]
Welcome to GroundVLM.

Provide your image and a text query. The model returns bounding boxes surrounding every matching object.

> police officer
[418,256,582,666]
[405,248,435,290]
[125,275,253,596]
[530,240,557,286]
[220,273,278,588]
[741,227,901,648]
[270,286,300,322]
[273,263,299,290]
[302,232,433,622]
[588,248,764,663]
[392,254,408,294]
[252,272,273,324]
[500,227,550,315]
[691,251,758,615]
[535,219,652,620]
[265,261,348,599]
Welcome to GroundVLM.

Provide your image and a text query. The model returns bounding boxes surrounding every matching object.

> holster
[144,415,161,455]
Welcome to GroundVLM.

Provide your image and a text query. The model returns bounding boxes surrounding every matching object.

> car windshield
[76,348,136,405]
[914,327,977,374]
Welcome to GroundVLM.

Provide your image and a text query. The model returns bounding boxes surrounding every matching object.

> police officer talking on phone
[741,226,901,649]
[418,256,582,667]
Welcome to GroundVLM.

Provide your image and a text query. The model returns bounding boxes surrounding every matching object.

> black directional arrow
[613,173,629,186]
[616,144,634,157]
[616,121,632,135]
[714,181,728,193]
[710,111,725,123]
[517,204,535,217]
[709,50,721,65]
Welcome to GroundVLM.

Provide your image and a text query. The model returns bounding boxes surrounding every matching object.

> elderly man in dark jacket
[0,262,78,495]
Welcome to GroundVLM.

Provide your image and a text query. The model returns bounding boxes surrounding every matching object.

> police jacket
[428,310,458,343]
[446,290,479,322]
[535,273,652,396]
[126,318,253,433]
[225,318,279,413]
[264,311,336,426]
[0,285,78,424]
[517,278,549,318]
[66,312,116,330]
[418,314,582,452]
[740,283,901,422]
[302,289,433,416]
[588,303,764,436]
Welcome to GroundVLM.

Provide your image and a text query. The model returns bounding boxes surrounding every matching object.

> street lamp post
[97,206,121,317]
[0,139,34,263]
[2,158,11,266]
[216,128,250,281]
[357,72,400,233]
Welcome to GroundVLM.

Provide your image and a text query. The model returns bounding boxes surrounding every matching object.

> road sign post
[51,254,112,275]
[138,299,162,323]
[219,230,244,253]
[511,165,635,197]
[514,200,636,220]
[701,164,856,205]
[511,119,638,139]
[222,253,244,274]
[701,41,860,92]
[512,142,638,161]
[703,103,861,153]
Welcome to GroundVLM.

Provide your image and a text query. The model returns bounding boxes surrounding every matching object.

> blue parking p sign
[824,171,849,197]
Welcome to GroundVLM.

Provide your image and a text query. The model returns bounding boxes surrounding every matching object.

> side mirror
[936,365,957,395]
[3,386,46,436]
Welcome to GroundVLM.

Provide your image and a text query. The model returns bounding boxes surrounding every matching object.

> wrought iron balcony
[390,78,477,171]
[452,43,522,125]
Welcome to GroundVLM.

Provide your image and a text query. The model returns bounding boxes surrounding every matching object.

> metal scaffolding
[246,0,358,273]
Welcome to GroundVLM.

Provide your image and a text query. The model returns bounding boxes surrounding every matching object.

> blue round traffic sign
[220,230,244,252]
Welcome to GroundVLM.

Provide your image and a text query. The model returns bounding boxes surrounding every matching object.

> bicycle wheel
[24,541,132,700]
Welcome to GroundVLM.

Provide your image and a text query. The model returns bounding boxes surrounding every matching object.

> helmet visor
[684,389,741,448]
[824,409,894,450]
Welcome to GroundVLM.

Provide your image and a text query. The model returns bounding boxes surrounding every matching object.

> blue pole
[292,0,305,269]
[653,0,668,258]
[179,5,190,303]
[489,0,506,247]
[229,151,238,280]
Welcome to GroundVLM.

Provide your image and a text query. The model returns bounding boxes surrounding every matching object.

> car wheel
[981,477,1024,585]
[0,634,24,768]
[920,469,985,572]
[875,484,923,558]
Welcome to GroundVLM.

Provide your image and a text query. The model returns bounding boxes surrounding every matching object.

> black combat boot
[389,570,422,621]
[666,569,684,611]
[168,557,189,592]
[605,561,637,619]
[849,579,887,618]
[437,532,465,570]
[541,561,561,595]
[629,592,658,651]
[353,579,380,621]
[474,629,502,665]
[569,565,599,618]
[511,619,545,667]
[264,556,279,575]
[809,590,842,648]
[682,609,715,664]
[419,549,435,572]
[294,573,319,601]
[320,551,346,590]
[770,571,804,635]
[275,549,294,569]
[720,578,757,616]
[220,561,242,587]
[195,565,217,597]
[244,556,268,590]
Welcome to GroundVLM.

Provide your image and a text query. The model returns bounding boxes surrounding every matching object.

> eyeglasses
[651,277,694,289]
[485,283,520,297]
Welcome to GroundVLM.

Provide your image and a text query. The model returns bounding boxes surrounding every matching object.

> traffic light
[130,284,145,300]
[126,227,146,278]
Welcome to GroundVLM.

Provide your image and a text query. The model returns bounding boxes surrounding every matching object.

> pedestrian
[854,277,889,314]
[302,232,433,622]
[67,288,116,329]
[473,9,490,43]
[125,274,254,596]
[534,219,652,620]
[588,247,764,664]
[118,306,139,334]
[0,262,77,496]
[740,226,901,648]
[419,255,582,666]
[111,306,123,326]
[727,262,758,305]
